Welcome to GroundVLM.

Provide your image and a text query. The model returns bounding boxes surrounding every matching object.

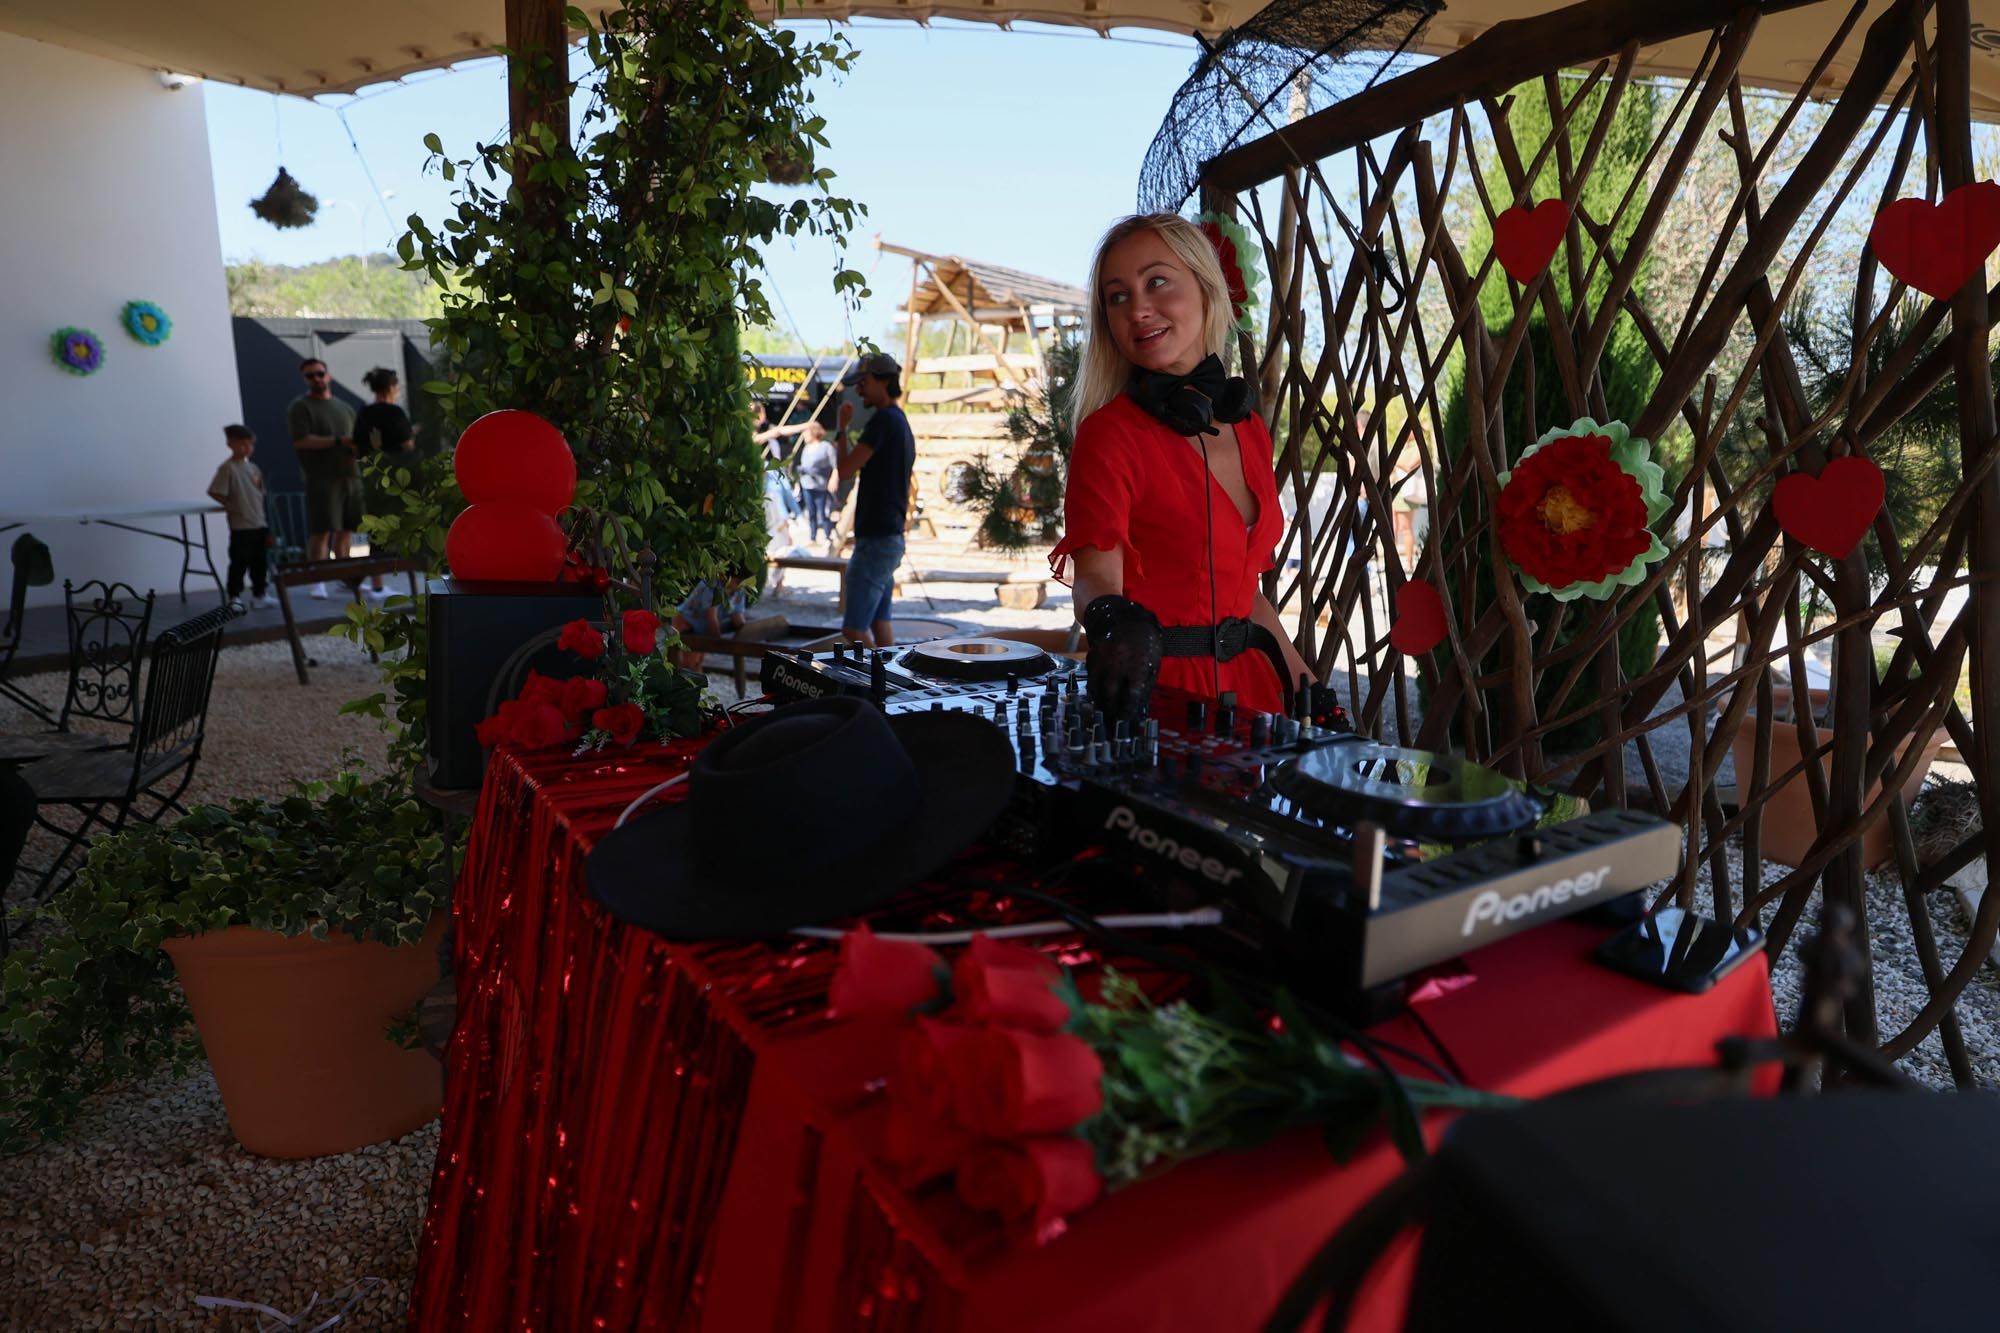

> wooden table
[272,555,427,684]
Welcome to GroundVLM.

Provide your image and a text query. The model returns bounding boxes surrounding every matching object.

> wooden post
[506,0,570,222]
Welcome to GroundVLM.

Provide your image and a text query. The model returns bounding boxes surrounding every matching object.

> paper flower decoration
[1495,417,1669,601]
[121,300,172,346]
[1196,211,1262,334]
[51,327,106,377]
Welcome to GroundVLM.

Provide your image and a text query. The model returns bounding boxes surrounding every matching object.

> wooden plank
[913,353,1042,375]
[1202,0,1830,195]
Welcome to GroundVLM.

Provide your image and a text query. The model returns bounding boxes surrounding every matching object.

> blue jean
[801,488,834,541]
[843,534,904,631]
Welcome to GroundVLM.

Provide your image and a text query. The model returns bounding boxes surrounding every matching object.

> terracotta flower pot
[1729,712,1944,871]
[163,912,447,1158]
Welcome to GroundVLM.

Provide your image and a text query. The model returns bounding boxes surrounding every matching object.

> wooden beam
[506,0,569,227]
[1203,0,1830,195]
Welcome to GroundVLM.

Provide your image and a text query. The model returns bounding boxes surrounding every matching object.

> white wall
[0,30,241,609]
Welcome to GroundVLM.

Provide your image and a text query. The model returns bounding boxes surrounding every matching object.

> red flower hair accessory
[1195,211,1262,334]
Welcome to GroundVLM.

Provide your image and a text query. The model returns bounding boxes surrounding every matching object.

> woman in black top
[352,367,416,596]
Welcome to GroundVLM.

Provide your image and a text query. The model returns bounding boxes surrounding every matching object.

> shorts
[306,477,365,535]
[842,534,904,631]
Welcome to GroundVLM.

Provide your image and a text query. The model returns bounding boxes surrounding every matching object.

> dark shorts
[306,477,365,535]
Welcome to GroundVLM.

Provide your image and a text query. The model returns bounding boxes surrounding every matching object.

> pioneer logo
[1104,806,1245,887]
[1461,866,1612,936]
[768,660,833,699]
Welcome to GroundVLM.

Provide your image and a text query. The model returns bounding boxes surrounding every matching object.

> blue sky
[205,20,1203,349]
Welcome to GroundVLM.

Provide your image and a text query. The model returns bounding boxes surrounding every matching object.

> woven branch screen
[1201,0,2000,1083]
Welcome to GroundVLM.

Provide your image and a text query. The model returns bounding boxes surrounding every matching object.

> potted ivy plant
[0,774,448,1158]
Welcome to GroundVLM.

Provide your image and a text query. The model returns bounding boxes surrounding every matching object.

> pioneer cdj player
[760,636,1678,1016]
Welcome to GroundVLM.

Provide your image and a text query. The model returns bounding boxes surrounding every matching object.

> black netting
[1138,0,1441,215]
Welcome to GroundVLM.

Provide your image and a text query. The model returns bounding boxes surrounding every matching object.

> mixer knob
[1187,699,1208,729]
[1249,712,1268,746]
[1007,673,1020,696]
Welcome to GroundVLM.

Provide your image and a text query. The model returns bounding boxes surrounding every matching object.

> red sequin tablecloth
[409,740,1779,1333]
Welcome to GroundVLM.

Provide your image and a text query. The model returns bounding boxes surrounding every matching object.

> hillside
[226,254,444,320]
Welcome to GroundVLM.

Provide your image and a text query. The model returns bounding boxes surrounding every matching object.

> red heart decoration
[1869,181,2000,299]
[1771,457,1885,559]
[1491,200,1569,283]
[1390,582,1448,656]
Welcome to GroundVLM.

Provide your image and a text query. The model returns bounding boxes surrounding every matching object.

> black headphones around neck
[1128,353,1253,438]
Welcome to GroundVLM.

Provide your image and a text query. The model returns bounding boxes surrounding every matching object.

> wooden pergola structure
[1208,0,2000,1084]
[876,238,1087,410]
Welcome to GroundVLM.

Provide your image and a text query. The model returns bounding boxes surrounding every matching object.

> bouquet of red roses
[476,608,705,754]
[827,926,1515,1245]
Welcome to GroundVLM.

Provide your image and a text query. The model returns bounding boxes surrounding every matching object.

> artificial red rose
[560,675,608,721]
[474,699,523,748]
[509,700,571,750]
[590,568,613,593]
[828,924,947,1020]
[895,1016,979,1119]
[519,670,567,707]
[621,609,662,656]
[945,1026,1103,1138]
[954,1138,1102,1239]
[883,1098,976,1187]
[950,934,1070,1034]
[592,702,647,747]
[557,618,606,661]
[1495,434,1652,589]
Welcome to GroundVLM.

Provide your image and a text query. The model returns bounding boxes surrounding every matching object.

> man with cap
[834,352,915,648]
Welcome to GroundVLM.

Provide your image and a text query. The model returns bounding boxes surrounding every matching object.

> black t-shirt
[852,403,915,539]
[352,401,414,455]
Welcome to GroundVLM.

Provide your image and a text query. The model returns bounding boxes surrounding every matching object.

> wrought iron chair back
[129,607,228,788]
[58,580,155,733]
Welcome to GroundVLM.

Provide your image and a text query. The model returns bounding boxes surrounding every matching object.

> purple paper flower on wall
[52,327,106,376]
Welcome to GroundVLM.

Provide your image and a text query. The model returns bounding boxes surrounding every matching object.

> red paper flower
[946,1027,1103,1138]
[592,702,647,747]
[827,925,948,1020]
[897,1017,978,1119]
[955,1138,1102,1239]
[951,934,1070,1034]
[1494,433,1652,590]
[509,700,572,750]
[557,619,606,661]
[621,609,661,656]
[560,675,608,721]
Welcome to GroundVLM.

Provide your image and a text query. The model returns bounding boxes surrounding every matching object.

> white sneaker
[309,583,329,600]
[254,592,279,610]
[363,586,393,601]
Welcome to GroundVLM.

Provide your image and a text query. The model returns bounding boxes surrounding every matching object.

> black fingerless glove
[1082,594,1163,726]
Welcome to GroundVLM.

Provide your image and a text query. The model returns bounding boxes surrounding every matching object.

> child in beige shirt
[207,425,274,610]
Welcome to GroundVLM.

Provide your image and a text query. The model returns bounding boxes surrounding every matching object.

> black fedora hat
[586,696,1016,938]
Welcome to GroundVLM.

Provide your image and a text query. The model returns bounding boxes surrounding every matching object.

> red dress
[1050,393,1287,712]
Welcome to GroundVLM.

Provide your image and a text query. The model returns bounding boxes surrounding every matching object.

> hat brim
[585,711,1017,939]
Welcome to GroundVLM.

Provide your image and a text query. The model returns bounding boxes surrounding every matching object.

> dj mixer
[760,636,1677,1016]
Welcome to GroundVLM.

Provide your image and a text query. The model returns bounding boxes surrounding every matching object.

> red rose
[621,609,662,656]
[945,1026,1103,1138]
[828,924,947,1020]
[560,675,608,721]
[950,934,1070,1034]
[509,700,571,750]
[592,702,647,746]
[883,1098,976,1187]
[519,670,567,707]
[557,619,606,661]
[474,699,522,748]
[1496,434,1651,589]
[895,1017,978,1119]
[1199,221,1249,311]
[954,1138,1102,1239]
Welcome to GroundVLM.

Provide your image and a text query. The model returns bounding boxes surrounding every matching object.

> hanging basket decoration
[1495,417,1669,602]
[1196,211,1263,334]
[121,300,172,346]
[51,327,106,377]
[761,140,816,186]
[250,167,319,229]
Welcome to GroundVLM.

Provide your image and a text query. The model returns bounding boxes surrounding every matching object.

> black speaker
[426,579,605,789]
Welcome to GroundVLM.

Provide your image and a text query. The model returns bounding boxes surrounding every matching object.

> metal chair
[266,490,310,567]
[57,579,157,737]
[18,605,228,902]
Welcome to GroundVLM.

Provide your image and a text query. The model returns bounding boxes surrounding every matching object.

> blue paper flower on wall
[122,300,172,346]
[52,327,106,376]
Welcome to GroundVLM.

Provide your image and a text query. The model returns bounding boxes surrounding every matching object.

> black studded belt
[1159,616,1256,662]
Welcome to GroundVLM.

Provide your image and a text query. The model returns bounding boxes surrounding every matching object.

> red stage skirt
[408,739,1778,1332]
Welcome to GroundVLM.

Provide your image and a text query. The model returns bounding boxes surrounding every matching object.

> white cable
[614,771,689,829]
[790,908,1224,945]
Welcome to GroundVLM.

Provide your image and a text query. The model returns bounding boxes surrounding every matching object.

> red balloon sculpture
[448,410,575,582]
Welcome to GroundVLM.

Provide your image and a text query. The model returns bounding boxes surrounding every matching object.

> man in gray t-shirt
[288,357,360,599]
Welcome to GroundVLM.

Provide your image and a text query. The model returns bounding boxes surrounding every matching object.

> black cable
[1197,431,1222,700]
[1400,999,1469,1087]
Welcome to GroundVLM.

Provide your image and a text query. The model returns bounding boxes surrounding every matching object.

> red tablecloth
[410,740,1778,1333]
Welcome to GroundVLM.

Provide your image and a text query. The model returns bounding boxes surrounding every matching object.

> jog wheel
[1270,742,1543,843]
[904,636,1056,682]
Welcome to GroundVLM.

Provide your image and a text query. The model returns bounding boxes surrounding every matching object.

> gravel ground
[4,585,1997,1327]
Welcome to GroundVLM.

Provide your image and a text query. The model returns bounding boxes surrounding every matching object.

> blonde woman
[1051,213,1312,718]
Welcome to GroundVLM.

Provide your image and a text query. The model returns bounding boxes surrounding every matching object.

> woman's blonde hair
[1070,212,1237,433]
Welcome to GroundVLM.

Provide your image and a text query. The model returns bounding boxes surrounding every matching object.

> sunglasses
[303,370,328,379]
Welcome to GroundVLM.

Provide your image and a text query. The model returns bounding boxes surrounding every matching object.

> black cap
[841,352,902,385]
